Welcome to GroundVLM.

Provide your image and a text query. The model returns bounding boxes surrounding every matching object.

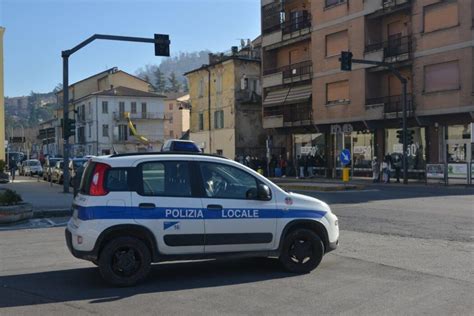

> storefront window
[445,124,471,140]
[294,133,327,169]
[352,132,374,169]
[385,127,426,170]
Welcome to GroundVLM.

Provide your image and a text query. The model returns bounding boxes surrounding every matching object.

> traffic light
[154,34,170,57]
[62,118,76,138]
[396,130,404,144]
[339,51,353,71]
[406,130,414,145]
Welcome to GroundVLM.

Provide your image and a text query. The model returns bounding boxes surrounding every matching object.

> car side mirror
[257,184,272,201]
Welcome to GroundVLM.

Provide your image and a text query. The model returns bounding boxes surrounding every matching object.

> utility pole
[339,51,409,184]
[60,33,170,193]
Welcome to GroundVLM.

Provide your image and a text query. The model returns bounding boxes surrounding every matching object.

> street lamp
[61,33,170,193]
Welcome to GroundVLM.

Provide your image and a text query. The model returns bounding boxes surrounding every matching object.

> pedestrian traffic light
[339,51,353,71]
[154,34,170,57]
[406,130,414,145]
[396,130,404,144]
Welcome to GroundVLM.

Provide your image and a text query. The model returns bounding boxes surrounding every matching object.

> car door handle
[139,203,156,209]
[207,204,223,211]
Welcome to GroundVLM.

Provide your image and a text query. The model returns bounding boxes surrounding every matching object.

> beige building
[164,93,191,140]
[186,42,265,159]
[261,0,473,177]
[0,27,4,161]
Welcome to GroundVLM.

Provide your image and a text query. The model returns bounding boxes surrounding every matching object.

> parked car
[23,159,43,176]
[43,157,63,181]
[51,160,65,184]
[69,158,89,186]
[161,140,202,153]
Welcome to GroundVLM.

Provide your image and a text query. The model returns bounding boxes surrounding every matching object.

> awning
[285,84,312,105]
[263,88,290,107]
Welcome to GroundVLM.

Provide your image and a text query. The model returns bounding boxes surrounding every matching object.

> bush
[0,189,23,206]
[0,160,5,173]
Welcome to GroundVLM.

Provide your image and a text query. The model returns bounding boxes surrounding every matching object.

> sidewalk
[0,176,73,217]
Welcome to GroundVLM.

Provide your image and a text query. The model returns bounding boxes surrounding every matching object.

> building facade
[0,27,5,161]
[72,87,166,156]
[164,93,191,140]
[54,67,154,156]
[261,0,473,178]
[186,43,266,159]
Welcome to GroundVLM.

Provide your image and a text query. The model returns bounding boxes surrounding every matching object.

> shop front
[444,124,473,184]
[293,133,327,176]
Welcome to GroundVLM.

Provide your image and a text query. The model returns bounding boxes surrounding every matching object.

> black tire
[279,228,324,274]
[98,236,151,287]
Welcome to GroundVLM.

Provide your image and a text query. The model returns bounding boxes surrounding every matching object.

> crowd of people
[371,153,402,183]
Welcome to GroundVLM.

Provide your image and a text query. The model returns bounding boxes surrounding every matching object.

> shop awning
[285,84,312,105]
[263,88,290,107]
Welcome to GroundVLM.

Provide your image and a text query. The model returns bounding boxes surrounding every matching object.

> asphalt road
[0,184,473,315]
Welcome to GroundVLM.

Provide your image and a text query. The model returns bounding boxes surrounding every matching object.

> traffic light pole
[344,57,409,184]
[61,33,170,193]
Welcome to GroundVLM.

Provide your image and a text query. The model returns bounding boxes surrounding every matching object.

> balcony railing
[282,13,311,35]
[113,112,167,121]
[365,35,412,59]
[366,94,414,117]
[264,103,312,123]
[263,60,312,79]
[382,0,411,11]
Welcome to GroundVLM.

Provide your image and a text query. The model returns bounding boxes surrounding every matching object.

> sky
[0,0,260,97]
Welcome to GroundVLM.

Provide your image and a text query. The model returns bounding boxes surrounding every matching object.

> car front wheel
[279,228,324,274]
[98,236,151,287]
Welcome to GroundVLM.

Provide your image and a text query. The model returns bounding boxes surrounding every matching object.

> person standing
[385,154,392,183]
[371,157,380,183]
[279,155,287,177]
[9,158,17,182]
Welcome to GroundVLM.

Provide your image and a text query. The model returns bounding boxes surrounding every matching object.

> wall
[108,71,150,92]
[0,27,4,161]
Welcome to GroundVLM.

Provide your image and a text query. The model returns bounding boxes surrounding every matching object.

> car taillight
[89,163,110,196]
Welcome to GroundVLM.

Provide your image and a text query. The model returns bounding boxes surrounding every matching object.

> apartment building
[72,86,166,155]
[164,93,191,140]
[55,67,156,156]
[186,41,265,159]
[261,0,473,178]
[0,27,5,161]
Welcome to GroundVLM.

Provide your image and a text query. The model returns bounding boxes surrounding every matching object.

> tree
[154,68,167,93]
[167,72,181,93]
[182,78,189,93]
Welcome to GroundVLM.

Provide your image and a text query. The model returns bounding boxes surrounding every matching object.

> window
[119,102,125,114]
[199,162,258,199]
[102,124,109,137]
[199,113,204,130]
[424,1,459,33]
[87,102,92,119]
[169,130,174,137]
[424,61,459,93]
[105,169,129,191]
[88,123,92,138]
[141,102,147,118]
[140,161,192,197]
[216,74,223,94]
[77,126,85,143]
[199,78,204,97]
[118,124,128,141]
[214,110,224,129]
[325,0,346,8]
[102,101,108,114]
[216,149,223,156]
[169,103,173,110]
[326,80,350,104]
[131,102,137,114]
[326,30,348,57]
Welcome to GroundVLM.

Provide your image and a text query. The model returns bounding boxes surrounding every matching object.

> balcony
[366,94,415,119]
[263,60,312,88]
[368,0,412,19]
[113,112,167,121]
[281,13,311,36]
[263,103,312,128]
[365,35,412,65]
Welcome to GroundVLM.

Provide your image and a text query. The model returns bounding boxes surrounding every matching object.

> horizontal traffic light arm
[351,58,407,84]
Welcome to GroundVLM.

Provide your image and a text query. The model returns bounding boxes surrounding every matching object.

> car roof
[91,153,229,168]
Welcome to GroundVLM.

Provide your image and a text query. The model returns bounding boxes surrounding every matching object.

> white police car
[66,153,339,286]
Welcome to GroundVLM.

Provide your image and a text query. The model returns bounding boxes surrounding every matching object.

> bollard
[342,167,350,182]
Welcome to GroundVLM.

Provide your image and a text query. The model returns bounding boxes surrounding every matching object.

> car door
[198,161,277,253]
[131,158,205,255]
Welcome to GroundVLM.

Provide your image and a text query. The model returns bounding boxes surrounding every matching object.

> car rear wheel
[279,228,324,274]
[98,236,151,287]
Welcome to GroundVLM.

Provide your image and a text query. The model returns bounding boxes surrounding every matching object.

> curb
[278,184,365,192]
[33,209,72,218]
